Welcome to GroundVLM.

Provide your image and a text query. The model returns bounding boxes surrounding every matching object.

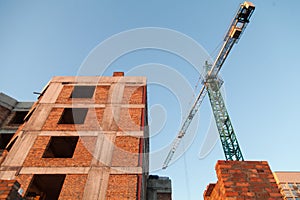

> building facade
[0,93,33,162]
[0,73,151,199]
[274,172,300,200]
[147,175,172,200]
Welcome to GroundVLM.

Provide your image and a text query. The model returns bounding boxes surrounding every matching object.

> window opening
[25,174,66,200]
[42,136,79,158]
[71,86,95,98]
[58,108,88,124]
[6,136,18,152]
[0,133,14,150]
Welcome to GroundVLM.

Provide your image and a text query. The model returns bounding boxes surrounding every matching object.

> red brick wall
[0,180,23,200]
[23,136,96,167]
[122,86,144,104]
[59,174,88,200]
[106,175,138,199]
[118,108,143,131]
[56,85,73,104]
[16,174,33,194]
[111,136,140,167]
[95,86,110,104]
[204,160,283,199]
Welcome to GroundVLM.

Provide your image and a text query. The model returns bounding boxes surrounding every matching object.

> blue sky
[1,1,300,199]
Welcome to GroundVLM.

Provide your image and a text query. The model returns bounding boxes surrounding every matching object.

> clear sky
[1,1,300,199]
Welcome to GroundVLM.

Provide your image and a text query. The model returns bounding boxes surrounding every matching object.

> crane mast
[205,76,244,161]
[162,1,255,169]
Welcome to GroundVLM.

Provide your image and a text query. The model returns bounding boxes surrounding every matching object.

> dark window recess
[9,111,28,124]
[0,133,14,149]
[24,107,36,122]
[71,85,95,98]
[58,108,88,124]
[6,136,17,152]
[42,136,79,158]
[25,174,65,200]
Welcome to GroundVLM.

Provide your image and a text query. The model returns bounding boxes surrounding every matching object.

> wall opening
[71,86,95,98]
[42,136,79,158]
[0,133,14,150]
[58,108,88,124]
[25,174,66,200]
[6,136,18,152]
[9,111,28,124]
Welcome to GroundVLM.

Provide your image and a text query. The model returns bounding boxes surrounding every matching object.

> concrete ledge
[50,104,145,108]
[38,131,143,137]
[20,167,90,174]
[13,102,34,111]
[51,76,146,85]
[110,167,142,174]
[18,166,142,175]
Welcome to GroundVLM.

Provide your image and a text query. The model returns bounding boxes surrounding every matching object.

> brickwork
[122,86,144,104]
[203,160,283,200]
[59,174,88,200]
[23,136,95,167]
[56,85,74,104]
[0,180,23,200]
[16,174,33,194]
[112,136,140,167]
[106,175,138,199]
[95,86,111,104]
[118,108,143,131]
[113,72,125,77]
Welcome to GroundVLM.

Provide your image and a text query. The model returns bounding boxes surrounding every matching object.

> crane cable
[182,140,191,200]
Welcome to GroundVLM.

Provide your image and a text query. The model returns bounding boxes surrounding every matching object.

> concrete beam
[19,167,90,174]
[82,167,110,200]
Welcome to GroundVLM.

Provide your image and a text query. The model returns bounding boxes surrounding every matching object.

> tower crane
[162,1,255,169]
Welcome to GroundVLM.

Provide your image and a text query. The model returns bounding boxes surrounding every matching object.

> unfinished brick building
[203,160,283,200]
[0,73,150,199]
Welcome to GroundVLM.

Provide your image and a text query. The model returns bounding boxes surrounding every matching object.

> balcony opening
[0,133,14,150]
[25,174,66,200]
[58,108,88,124]
[42,136,78,158]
